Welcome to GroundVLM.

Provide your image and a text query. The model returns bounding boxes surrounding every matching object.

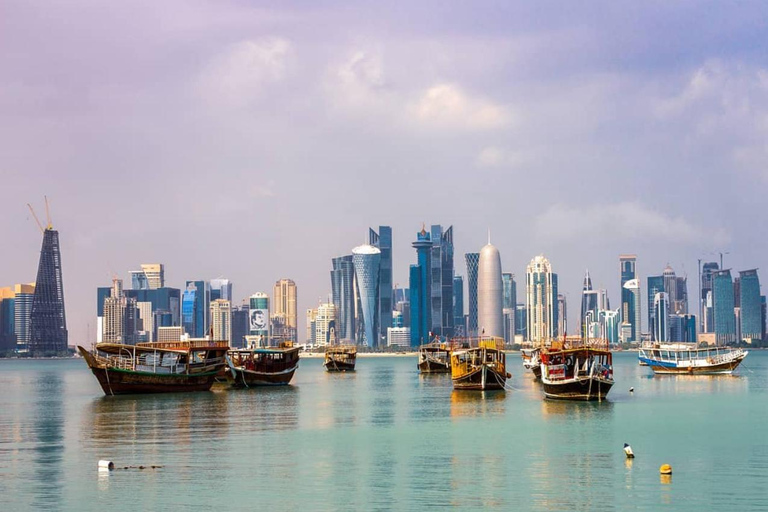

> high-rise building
[599,309,620,345]
[465,253,480,336]
[580,270,598,338]
[557,294,567,336]
[387,327,410,348]
[315,302,337,347]
[526,255,558,343]
[647,275,664,341]
[428,225,454,338]
[0,284,36,352]
[453,276,465,337]
[210,299,231,342]
[410,228,433,346]
[369,226,393,343]
[701,261,719,333]
[130,264,165,290]
[739,269,762,343]
[331,255,356,341]
[352,244,381,347]
[29,227,68,355]
[248,292,270,341]
[478,243,503,338]
[136,301,153,341]
[515,303,527,340]
[231,303,249,348]
[653,292,670,342]
[272,278,297,341]
[502,273,517,310]
[209,278,233,301]
[712,270,736,345]
[182,281,210,338]
[103,278,138,344]
[306,308,317,344]
[619,254,639,342]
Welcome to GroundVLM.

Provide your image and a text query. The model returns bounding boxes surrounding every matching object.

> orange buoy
[659,464,672,475]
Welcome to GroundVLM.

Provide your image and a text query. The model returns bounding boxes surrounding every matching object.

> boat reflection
[450,390,506,419]
[540,399,614,421]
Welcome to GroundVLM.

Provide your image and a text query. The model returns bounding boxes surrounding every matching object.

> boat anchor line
[489,369,519,392]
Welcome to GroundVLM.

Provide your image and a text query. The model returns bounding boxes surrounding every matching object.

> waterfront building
[647,275,664,341]
[465,253,479,336]
[0,295,14,352]
[182,281,210,338]
[558,294,567,336]
[478,243,503,338]
[157,326,184,342]
[130,264,165,290]
[136,301,153,342]
[210,278,233,301]
[427,225,454,338]
[369,226,393,343]
[503,308,515,344]
[331,255,356,341]
[103,278,138,344]
[712,270,737,345]
[211,299,231,342]
[231,303,249,348]
[248,292,270,341]
[599,309,620,345]
[701,261,719,333]
[352,244,381,347]
[410,228,433,347]
[502,273,517,310]
[272,278,297,341]
[387,327,411,348]
[393,310,403,328]
[580,270,598,338]
[120,286,181,340]
[739,269,762,343]
[29,227,68,355]
[453,276,465,337]
[653,292,670,342]
[515,303,527,340]
[0,284,36,352]
[306,308,317,344]
[619,254,639,342]
[315,302,337,347]
[526,254,558,343]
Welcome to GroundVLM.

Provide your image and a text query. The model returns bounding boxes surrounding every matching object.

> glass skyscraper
[712,269,736,345]
[453,275,464,336]
[647,275,664,341]
[465,252,479,336]
[29,228,68,355]
[653,292,670,342]
[352,244,381,348]
[502,273,517,310]
[182,280,210,338]
[410,228,432,346]
[739,269,761,342]
[331,255,356,341]
[619,255,640,342]
[526,254,558,343]
[429,225,454,338]
[580,270,598,338]
[701,261,719,332]
[369,226,393,343]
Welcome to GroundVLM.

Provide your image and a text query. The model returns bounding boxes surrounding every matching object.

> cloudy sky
[2,1,767,342]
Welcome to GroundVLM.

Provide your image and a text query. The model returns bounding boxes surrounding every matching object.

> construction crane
[27,203,45,233]
[26,196,54,233]
[44,195,53,230]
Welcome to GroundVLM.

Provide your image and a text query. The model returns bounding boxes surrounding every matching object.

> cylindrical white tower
[478,243,504,338]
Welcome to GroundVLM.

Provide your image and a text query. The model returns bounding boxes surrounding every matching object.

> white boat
[638,344,747,375]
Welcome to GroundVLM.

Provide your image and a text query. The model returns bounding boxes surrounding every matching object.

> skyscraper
[739,269,761,343]
[369,226,393,343]
[526,254,558,343]
[131,264,165,290]
[701,261,719,333]
[103,278,138,344]
[557,294,567,336]
[478,243,503,338]
[465,252,480,336]
[502,273,517,310]
[210,278,233,301]
[653,292,670,342]
[231,303,249,348]
[410,227,433,346]
[182,280,210,338]
[453,275,465,336]
[210,299,231,342]
[712,270,736,345]
[315,303,337,346]
[352,244,381,347]
[29,227,68,355]
[0,284,35,352]
[647,275,664,341]
[580,270,598,338]
[619,254,640,342]
[331,255,356,341]
[248,292,270,342]
[429,225,454,338]
[272,278,297,341]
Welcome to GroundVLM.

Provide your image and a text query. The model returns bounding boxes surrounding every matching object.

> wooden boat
[540,340,613,401]
[638,344,747,375]
[521,347,542,379]
[77,340,229,396]
[450,337,508,391]
[226,342,300,387]
[324,345,357,372]
[418,341,451,373]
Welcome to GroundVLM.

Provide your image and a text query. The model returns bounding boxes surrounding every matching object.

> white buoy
[623,443,635,458]
[98,460,114,471]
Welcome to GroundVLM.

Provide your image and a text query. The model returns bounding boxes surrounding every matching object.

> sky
[2,1,768,343]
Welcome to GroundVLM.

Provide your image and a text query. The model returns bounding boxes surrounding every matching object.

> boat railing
[137,340,230,350]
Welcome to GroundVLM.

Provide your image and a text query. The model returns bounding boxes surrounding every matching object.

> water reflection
[540,399,614,421]
[369,365,394,427]
[450,390,506,419]
[32,372,64,509]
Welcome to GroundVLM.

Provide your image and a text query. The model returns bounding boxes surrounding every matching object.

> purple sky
[2,1,767,342]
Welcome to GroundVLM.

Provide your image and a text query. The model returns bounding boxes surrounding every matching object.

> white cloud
[475,146,533,168]
[412,83,508,130]
[333,51,387,106]
[197,38,291,107]
[533,202,730,246]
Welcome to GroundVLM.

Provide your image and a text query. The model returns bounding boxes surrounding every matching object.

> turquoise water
[1,352,767,511]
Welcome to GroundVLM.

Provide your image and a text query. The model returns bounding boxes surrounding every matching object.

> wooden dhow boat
[226,340,300,387]
[521,347,542,379]
[78,339,229,396]
[418,340,451,373]
[324,345,357,372]
[450,337,509,391]
[540,339,613,401]
[638,344,747,375]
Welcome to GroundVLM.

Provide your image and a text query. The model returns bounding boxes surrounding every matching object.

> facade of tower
[210,278,233,301]
[29,228,68,355]
[712,269,736,345]
[701,261,719,333]
[369,226,393,343]
[272,278,297,341]
[580,270,598,338]
[478,243,503,338]
[429,225,454,338]
[619,255,640,342]
[739,269,762,342]
[248,292,270,342]
[502,273,516,310]
[453,276,465,337]
[653,292,670,342]
[131,263,165,290]
[557,294,567,336]
[331,255,356,341]
[210,299,232,342]
[182,280,210,338]
[410,228,433,346]
[352,244,381,347]
[647,275,664,341]
[315,302,337,346]
[526,254,559,343]
[465,253,480,336]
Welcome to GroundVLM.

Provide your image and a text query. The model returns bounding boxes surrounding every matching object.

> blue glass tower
[410,228,432,346]
[619,255,639,342]
[182,280,210,338]
[429,225,454,338]
[739,269,761,342]
[712,270,736,345]
[352,244,381,347]
[647,275,664,341]
[453,275,464,336]
[369,226,393,342]
[465,253,479,336]
[331,255,356,341]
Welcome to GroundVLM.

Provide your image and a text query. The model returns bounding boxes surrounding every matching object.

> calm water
[1,351,767,511]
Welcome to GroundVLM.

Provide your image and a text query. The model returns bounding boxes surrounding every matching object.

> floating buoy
[629,387,634,393]
[98,460,114,471]
[660,464,672,475]
[623,443,635,458]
